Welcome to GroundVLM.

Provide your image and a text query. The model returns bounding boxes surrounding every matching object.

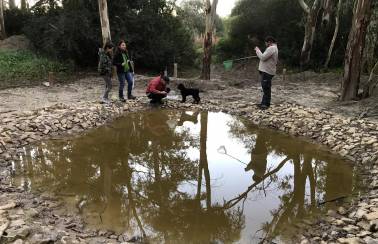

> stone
[300,239,310,244]
[341,217,356,224]
[335,219,345,226]
[4,226,31,242]
[364,236,378,244]
[355,209,368,219]
[356,231,371,238]
[25,208,39,219]
[337,237,363,244]
[11,239,24,244]
[0,202,17,210]
[365,211,378,221]
[10,219,25,227]
[355,221,370,232]
[30,233,58,244]
[338,207,347,215]
[342,225,360,233]
[370,219,378,232]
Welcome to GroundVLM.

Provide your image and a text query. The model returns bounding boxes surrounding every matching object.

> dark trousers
[147,93,167,103]
[102,75,112,99]
[259,71,274,107]
[117,72,133,99]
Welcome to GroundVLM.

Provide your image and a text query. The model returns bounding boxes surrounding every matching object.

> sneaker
[128,95,136,100]
[119,98,126,103]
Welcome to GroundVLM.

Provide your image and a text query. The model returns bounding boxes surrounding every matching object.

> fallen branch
[318,196,348,206]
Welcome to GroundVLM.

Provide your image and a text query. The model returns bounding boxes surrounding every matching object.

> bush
[0,50,73,82]
[21,0,197,72]
[4,9,31,36]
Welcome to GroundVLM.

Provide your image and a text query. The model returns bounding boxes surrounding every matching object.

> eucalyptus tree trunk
[200,0,218,80]
[322,0,334,26]
[98,0,111,46]
[21,0,27,10]
[298,0,322,69]
[363,7,377,73]
[324,0,342,69]
[9,0,16,9]
[0,0,5,40]
[341,0,373,101]
[361,60,378,99]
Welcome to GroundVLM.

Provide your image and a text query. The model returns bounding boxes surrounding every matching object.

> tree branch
[298,0,310,14]
[222,157,290,210]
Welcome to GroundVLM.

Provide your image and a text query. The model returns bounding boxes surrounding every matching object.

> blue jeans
[117,72,134,99]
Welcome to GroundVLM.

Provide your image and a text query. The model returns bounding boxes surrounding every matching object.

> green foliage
[0,50,72,82]
[4,9,31,36]
[216,0,354,69]
[176,0,224,37]
[17,0,197,71]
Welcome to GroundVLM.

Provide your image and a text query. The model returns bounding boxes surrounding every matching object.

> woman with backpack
[98,42,114,104]
[113,40,136,102]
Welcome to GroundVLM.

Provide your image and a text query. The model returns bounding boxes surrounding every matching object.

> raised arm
[256,46,275,61]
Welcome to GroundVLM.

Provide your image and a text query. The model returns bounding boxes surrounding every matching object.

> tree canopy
[5,0,198,70]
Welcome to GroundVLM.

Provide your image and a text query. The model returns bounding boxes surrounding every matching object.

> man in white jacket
[255,36,279,110]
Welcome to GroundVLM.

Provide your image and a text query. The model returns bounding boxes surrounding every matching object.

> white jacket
[256,44,279,76]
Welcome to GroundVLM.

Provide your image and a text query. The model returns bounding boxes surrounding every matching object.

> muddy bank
[0,75,378,243]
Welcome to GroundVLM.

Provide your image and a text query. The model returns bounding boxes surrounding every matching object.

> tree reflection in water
[14,110,355,243]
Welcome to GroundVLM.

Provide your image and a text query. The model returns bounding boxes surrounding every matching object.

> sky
[15,0,238,17]
[177,0,237,17]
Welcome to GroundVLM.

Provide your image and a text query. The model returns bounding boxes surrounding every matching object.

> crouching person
[146,74,170,104]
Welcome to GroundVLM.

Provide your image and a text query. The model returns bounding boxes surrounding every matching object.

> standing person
[113,40,136,102]
[245,132,268,183]
[146,74,170,104]
[255,36,279,110]
[98,42,114,104]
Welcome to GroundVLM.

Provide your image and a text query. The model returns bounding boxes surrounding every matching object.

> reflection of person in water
[244,132,268,183]
[177,111,200,126]
[144,111,173,147]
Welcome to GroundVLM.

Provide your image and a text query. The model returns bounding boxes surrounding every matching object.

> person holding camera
[255,36,279,110]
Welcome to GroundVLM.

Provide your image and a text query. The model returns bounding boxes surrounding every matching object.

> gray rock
[337,237,363,244]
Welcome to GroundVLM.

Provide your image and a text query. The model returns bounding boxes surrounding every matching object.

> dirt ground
[1,71,377,121]
[1,71,378,243]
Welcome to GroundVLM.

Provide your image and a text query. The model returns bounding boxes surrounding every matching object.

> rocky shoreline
[1,95,378,243]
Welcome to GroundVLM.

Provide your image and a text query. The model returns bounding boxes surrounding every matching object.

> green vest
[122,53,130,72]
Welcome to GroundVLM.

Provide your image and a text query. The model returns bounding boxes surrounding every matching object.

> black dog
[177,84,201,104]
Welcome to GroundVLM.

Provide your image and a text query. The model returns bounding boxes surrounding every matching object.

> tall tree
[322,0,334,26]
[98,0,111,46]
[21,0,27,10]
[361,60,378,98]
[324,0,342,69]
[0,0,5,40]
[341,0,373,101]
[363,6,377,72]
[9,0,16,9]
[200,0,218,80]
[298,0,322,69]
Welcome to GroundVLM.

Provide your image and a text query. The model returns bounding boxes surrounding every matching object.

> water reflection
[13,110,356,243]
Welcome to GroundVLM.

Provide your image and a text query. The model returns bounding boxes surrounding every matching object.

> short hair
[265,36,277,43]
[162,76,170,82]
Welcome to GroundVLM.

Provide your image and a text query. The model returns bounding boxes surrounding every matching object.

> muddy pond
[13,110,358,243]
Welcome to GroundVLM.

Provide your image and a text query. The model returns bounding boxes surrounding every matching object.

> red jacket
[146,76,166,94]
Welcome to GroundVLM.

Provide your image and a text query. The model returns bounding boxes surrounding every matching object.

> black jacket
[113,50,134,74]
